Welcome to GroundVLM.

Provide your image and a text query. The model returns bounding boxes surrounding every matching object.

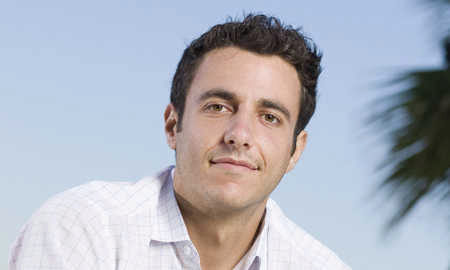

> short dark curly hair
[170,14,322,154]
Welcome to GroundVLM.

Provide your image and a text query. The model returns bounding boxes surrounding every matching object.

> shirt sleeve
[9,191,113,270]
[9,210,71,269]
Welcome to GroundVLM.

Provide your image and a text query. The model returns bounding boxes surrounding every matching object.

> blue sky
[1,1,448,269]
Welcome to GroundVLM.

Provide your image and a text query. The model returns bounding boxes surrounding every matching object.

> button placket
[183,244,192,256]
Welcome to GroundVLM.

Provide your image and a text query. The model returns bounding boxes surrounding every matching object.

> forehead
[188,47,301,113]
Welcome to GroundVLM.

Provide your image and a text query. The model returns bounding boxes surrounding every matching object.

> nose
[223,110,253,149]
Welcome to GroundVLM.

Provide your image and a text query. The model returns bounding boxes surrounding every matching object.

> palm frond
[370,68,450,227]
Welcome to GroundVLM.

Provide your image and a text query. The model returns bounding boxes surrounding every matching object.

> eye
[263,113,280,124]
[205,103,228,112]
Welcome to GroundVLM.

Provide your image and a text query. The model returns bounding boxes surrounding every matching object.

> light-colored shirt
[9,166,350,270]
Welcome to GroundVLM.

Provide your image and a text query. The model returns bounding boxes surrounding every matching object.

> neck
[174,191,266,270]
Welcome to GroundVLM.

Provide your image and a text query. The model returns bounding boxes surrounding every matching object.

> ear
[286,130,307,173]
[164,103,178,150]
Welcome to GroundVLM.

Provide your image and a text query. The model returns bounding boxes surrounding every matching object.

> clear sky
[1,1,448,269]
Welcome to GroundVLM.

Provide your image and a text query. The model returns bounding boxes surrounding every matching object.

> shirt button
[183,244,191,256]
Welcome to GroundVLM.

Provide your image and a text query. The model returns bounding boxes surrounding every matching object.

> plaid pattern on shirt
[9,166,350,270]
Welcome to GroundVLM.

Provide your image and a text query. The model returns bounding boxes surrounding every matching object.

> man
[10,14,350,269]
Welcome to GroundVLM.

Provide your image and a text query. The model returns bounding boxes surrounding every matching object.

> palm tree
[368,1,450,229]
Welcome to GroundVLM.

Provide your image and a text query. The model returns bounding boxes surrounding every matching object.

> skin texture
[164,47,307,270]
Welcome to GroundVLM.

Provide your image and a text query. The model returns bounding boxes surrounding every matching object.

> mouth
[210,157,259,171]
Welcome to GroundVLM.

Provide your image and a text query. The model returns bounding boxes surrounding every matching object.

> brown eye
[263,114,279,124]
[205,103,227,112]
[211,104,224,111]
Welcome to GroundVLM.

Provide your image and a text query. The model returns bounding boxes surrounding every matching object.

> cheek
[179,117,223,157]
[264,127,292,150]
[259,130,293,167]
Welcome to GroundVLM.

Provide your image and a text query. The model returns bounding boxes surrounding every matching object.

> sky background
[1,0,449,269]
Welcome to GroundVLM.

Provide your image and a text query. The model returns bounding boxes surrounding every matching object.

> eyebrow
[197,88,292,121]
[258,99,291,121]
[197,88,237,103]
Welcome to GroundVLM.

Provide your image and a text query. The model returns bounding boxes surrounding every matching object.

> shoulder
[266,199,351,270]
[9,167,172,269]
[28,167,173,228]
[9,181,122,269]
[30,178,154,224]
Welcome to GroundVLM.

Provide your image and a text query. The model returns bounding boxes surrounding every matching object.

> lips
[210,157,258,170]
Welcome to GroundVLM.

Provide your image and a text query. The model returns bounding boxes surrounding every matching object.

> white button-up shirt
[9,166,350,270]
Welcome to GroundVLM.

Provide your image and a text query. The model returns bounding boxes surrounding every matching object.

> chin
[206,184,258,210]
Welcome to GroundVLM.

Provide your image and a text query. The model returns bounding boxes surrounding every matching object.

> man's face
[165,47,307,214]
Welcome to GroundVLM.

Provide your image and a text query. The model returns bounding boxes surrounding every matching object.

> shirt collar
[149,166,270,270]
[239,206,269,270]
[231,203,270,270]
[149,166,191,243]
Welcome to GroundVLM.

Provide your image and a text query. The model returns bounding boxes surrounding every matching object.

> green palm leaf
[370,39,450,227]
